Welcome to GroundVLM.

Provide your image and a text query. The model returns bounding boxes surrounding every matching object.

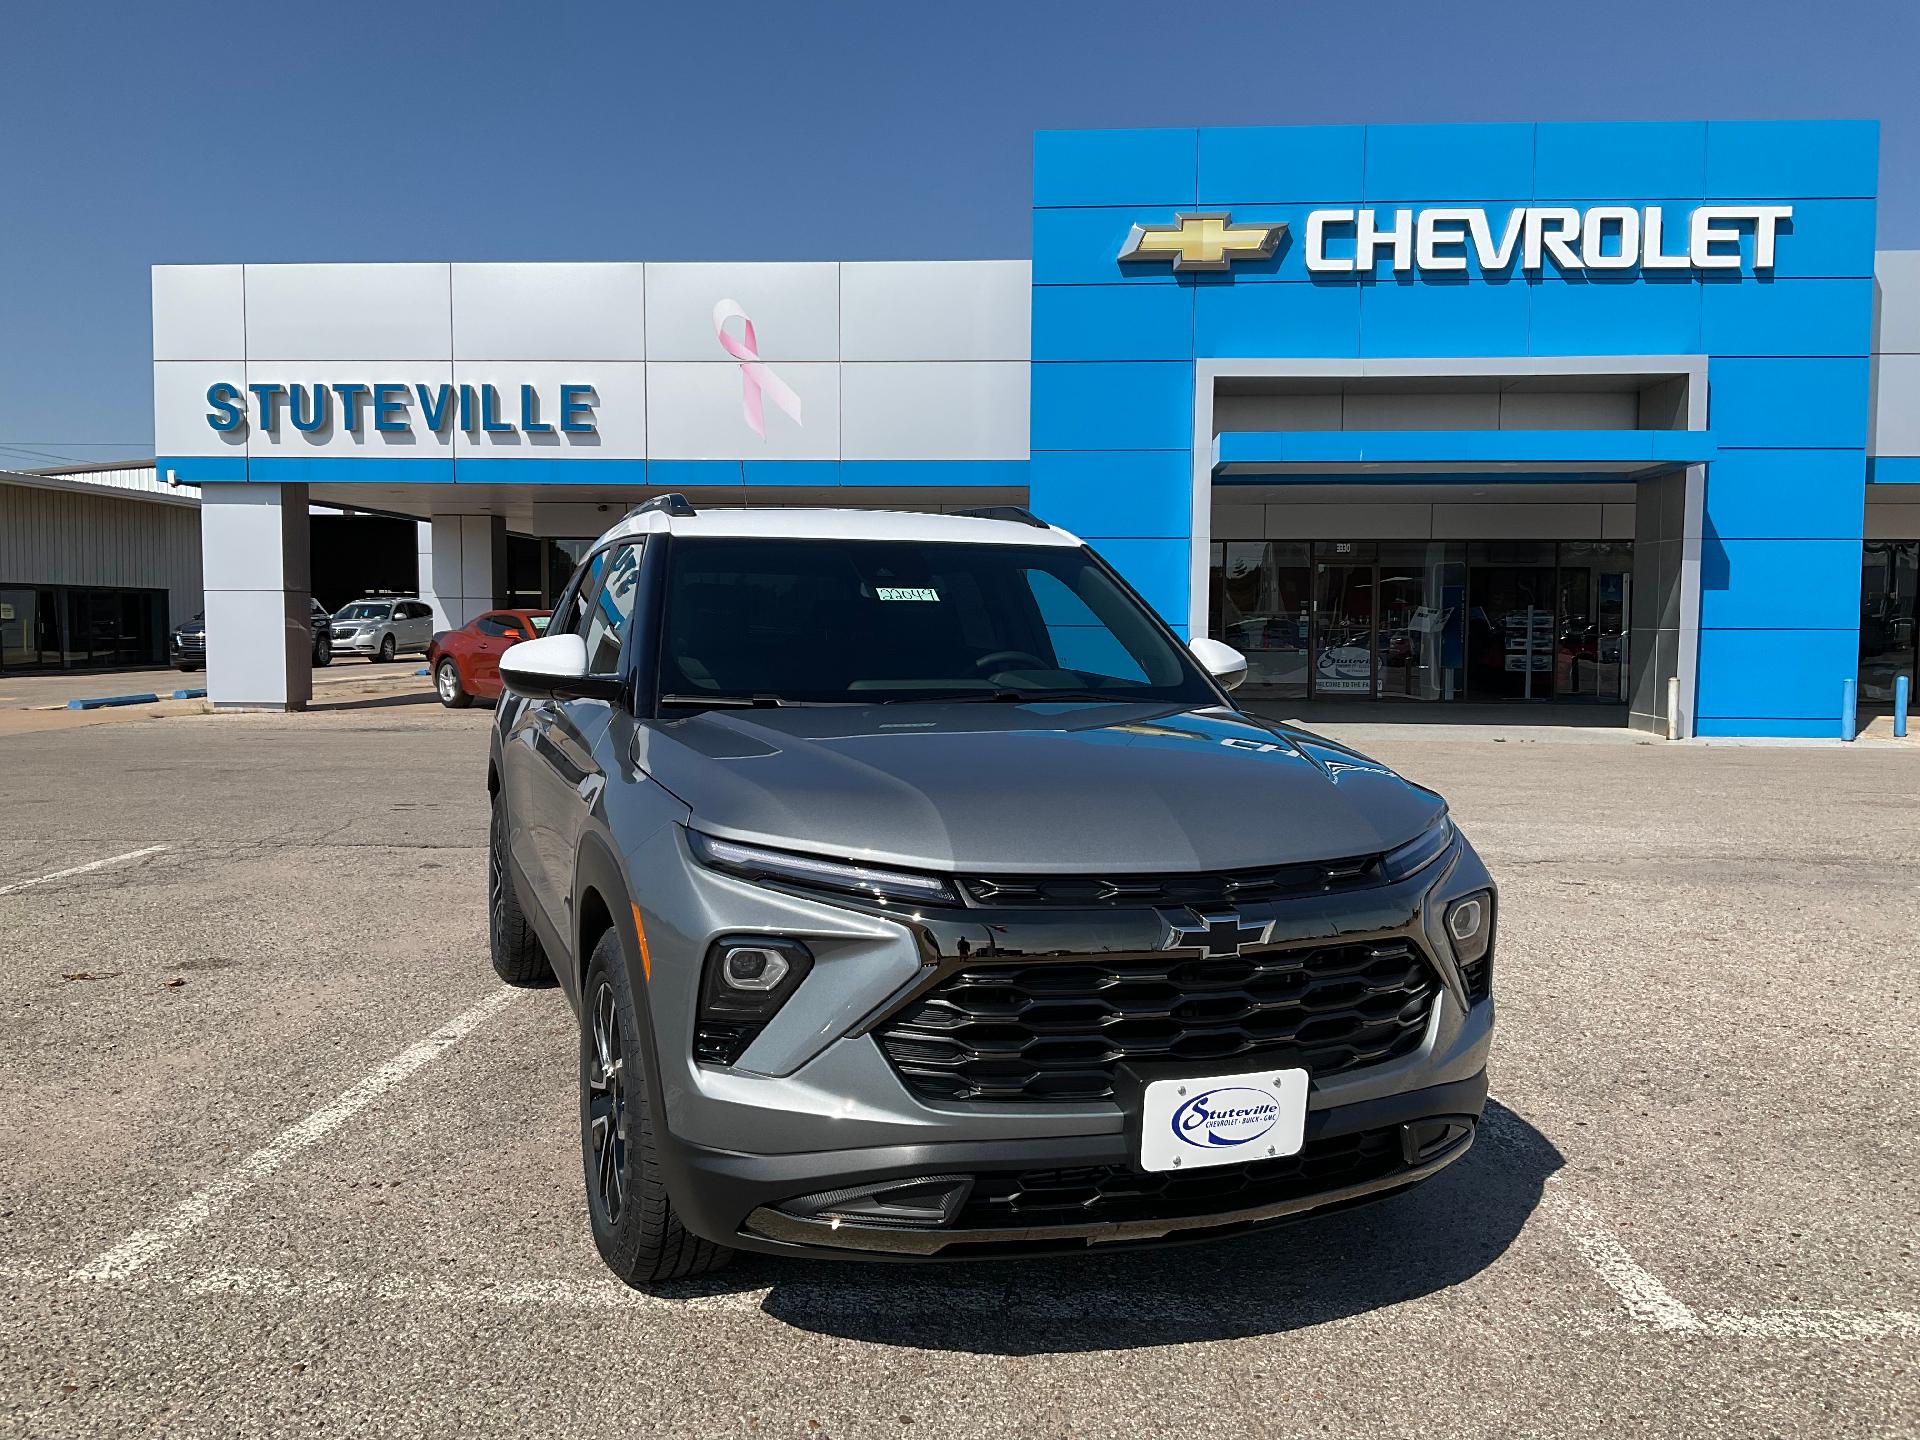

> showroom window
[1207,540,1630,703]
[1859,541,1919,706]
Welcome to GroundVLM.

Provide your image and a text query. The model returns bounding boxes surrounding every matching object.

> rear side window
[475,615,516,638]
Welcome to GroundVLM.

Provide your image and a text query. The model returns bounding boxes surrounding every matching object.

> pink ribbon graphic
[713,299,803,439]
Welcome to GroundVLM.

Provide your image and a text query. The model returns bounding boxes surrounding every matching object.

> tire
[174,662,200,673]
[378,634,397,663]
[488,796,553,988]
[436,658,473,709]
[314,636,333,668]
[580,928,732,1288]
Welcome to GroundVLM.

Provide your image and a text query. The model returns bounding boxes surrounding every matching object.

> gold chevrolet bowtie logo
[1117,212,1287,272]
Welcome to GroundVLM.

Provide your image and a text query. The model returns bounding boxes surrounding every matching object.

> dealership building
[154,118,1918,737]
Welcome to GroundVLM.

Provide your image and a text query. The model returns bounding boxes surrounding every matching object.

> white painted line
[1535,1187,1700,1332]
[0,844,171,897]
[1702,1309,1920,1341]
[71,988,520,1283]
[1479,1105,1699,1333]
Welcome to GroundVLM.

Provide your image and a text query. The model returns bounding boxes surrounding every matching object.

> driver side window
[580,542,643,678]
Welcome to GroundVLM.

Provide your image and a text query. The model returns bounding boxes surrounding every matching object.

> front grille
[176,634,205,650]
[331,626,355,640]
[877,939,1438,1103]
[959,857,1378,909]
[957,1125,1403,1229]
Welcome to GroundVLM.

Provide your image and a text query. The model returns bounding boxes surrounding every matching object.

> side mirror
[1188,636,1249,693]
[499,632,622,702]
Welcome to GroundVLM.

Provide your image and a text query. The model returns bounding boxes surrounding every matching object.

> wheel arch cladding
[574,833,638,995]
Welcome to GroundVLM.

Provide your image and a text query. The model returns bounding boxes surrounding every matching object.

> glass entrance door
[1468,546,1557,699]
[1312,545,1376,698]
[1555,542,1632,702]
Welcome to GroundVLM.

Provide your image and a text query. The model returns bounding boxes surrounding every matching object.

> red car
[427,609,551,708]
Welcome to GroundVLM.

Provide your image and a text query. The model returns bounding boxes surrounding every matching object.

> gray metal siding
[0,481,204,627]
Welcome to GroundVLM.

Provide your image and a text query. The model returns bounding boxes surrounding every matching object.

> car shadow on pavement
[711,1100,1560,1354]
[307,691,441,713]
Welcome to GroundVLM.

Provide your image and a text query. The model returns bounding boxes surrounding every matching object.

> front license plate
[1138,1068,1309,1173]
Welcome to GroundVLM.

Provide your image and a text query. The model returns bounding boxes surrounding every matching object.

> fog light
[1445,891,1494,965]
[695,936,813,1067]
[721,944,790,992]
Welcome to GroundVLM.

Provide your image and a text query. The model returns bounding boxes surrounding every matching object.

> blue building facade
[1027,120,1884,737]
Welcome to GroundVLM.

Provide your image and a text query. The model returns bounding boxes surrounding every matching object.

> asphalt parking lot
[1,696,1915,1438]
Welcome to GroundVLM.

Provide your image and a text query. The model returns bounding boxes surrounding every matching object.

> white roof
[602,505,1082,549]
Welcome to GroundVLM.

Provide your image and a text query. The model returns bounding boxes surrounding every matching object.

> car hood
[633,703,1444,873]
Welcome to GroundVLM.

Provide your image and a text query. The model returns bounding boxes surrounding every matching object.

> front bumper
[662,1072,1485,1259]
[332,634,382,654]
[624,820,1497,1259]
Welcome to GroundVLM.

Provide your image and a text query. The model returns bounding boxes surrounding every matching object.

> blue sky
[2,0,1915,465]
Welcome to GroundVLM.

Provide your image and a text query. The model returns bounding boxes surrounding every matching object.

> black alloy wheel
[585,980,628,1227]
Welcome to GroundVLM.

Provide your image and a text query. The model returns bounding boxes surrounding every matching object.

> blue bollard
[1897,675,1911,739]
[1840,677,1856,741]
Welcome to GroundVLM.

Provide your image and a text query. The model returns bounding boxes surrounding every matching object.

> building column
[418,515,506,631]
[201,483,313,710]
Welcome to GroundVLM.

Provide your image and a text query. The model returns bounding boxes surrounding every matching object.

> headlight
[1383,813,1454,881]
[687,831,959,907]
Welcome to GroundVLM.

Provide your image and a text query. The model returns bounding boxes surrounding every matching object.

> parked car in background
[427,609,551,707]
[173,599,333,671]
[331,597,434,662]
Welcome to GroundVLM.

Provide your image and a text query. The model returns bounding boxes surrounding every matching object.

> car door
[499,544,638,944]
[528,541,645,926]
[469,613,523,693]
[404,601,434,650]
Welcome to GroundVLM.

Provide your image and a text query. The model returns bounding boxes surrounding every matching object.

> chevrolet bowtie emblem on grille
[1164,907,1274,958]
[1117,213,1287,272]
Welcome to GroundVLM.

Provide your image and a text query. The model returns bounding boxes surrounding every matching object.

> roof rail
[952,505,1048,529]
[627,492,697,520]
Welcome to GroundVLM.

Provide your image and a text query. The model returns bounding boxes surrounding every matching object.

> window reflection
[1860,542,1919,705]
[1207,537,1633,703]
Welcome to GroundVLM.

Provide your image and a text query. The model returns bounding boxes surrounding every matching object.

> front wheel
[435,658,472,709]
[581,929,732,1289]
[314,636,333,668]
[377,634,397,663]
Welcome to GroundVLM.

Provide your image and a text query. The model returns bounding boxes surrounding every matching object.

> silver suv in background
[487,498,1496,1289]
[331,597,434,662]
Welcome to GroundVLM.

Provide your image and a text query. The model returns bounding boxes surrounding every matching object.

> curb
[66,693,161,711]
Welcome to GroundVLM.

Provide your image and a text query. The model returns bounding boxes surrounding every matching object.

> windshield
[335,602,391,620]
[658,538,1218,707]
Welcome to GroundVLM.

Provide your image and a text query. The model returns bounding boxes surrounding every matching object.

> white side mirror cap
[1189,636,1248,692]
[499,632,594,698]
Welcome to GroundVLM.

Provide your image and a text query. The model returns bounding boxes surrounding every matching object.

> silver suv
[331,597,434,662]
[487,497,1496,1288]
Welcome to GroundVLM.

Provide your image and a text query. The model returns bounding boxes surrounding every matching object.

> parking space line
[1703,1310,1920,1341]
[1536,1187,1700,1332]
[71,987,520,1284]
[0,844,171,896]
[1481,1106,1700,1332]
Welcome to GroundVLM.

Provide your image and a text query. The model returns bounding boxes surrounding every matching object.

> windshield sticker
[876,587,940,602]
